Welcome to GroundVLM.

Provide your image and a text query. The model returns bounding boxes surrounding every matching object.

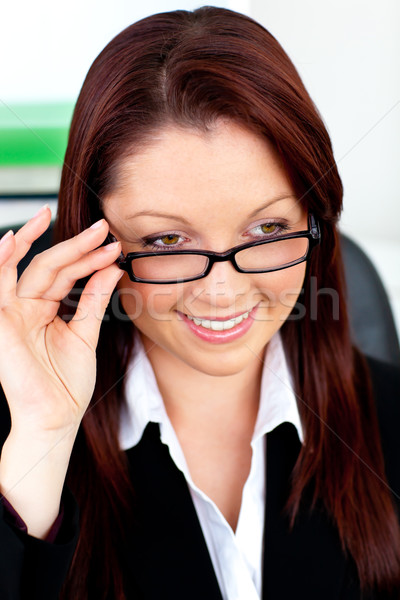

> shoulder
[364,355,400,500]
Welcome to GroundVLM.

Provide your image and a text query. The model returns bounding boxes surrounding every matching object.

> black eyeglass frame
[112,213,321,284]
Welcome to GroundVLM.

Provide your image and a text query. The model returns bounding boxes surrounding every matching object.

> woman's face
[103,121,308,376]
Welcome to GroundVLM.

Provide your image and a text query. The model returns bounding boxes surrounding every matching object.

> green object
[0,102,75,166]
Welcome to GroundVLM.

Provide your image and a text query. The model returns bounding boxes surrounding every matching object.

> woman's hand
[0,205,123,438]
[0,206,123,538]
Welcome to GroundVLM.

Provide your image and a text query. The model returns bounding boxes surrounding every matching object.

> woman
[0,7,399,600]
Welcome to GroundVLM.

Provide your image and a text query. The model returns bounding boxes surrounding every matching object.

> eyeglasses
[111,213,320,284]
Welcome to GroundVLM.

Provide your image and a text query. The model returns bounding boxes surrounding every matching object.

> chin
[176,344,263,378]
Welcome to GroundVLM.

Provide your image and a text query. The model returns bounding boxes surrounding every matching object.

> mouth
[177,304,259,344]
[185,309,251,331]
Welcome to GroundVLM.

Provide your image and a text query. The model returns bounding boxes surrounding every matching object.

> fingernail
[104,240,121,251]
[0,229,14,245]
[33,204,50,218]
[90,219,105,230]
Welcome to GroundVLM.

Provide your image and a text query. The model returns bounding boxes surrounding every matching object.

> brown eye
[261,223,277,234]
[160,234,180,245]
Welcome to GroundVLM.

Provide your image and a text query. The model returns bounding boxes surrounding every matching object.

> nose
[188,258,251,310]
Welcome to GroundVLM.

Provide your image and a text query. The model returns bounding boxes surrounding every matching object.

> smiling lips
[179,305,259,344]
[186,310,251,331]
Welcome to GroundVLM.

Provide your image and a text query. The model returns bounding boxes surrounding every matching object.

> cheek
[254,263,306,313]
[117,276,180,323]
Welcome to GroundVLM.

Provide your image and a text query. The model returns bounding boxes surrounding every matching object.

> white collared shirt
[119,332,303,600]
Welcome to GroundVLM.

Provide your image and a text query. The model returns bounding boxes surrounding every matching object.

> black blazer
[0,356,399,600]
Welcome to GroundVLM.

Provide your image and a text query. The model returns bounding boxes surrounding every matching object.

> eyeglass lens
[130,237,309,282]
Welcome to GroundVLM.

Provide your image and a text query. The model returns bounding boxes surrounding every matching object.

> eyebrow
[125,194,298,223]
[126,210,192,225]
[247,194,298,218]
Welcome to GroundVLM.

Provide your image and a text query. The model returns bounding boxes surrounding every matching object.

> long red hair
[55,7,400,598]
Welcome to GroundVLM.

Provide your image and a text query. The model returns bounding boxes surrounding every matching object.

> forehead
[104,121,301,222]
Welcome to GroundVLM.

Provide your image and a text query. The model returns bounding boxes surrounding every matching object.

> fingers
[9,205,52,268]
[0,206,52,305]
[17,241,121,302]
[0,230,15,263]
[68,264,124,351]
[0,231,17,305]
[16,218,115,300]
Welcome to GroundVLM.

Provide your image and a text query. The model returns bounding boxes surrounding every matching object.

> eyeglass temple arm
[104,233,128,267]
[309,213,321,242]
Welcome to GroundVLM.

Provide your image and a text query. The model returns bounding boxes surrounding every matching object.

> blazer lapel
[123,421,352,600]
[263,423,349,599]
[123,422,223,600]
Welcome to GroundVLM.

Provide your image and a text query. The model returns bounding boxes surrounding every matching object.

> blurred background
[1,0,399,334]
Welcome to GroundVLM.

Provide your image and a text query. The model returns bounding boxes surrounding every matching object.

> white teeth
[210,321,224,331]
[186,310,250,331]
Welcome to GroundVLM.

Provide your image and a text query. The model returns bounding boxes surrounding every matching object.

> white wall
[1,0,400,336]
[251,0,400,336]
[0,0,232,103]
[251,0,400,240]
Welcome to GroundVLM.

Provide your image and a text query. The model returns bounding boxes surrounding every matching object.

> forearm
[0,427,78,539]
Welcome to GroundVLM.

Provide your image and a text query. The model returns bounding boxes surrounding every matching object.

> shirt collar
[119,331,303,451]
[254,331,303,443]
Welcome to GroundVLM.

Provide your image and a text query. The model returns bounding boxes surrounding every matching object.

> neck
[141,335,264,439]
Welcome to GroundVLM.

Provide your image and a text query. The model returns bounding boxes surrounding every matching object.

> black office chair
[340,233,400,366]
[1,221,400,367]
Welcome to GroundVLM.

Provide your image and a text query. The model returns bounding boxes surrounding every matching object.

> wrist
[0,427,76,539]
[7,420,80,448]
[0,426,77,481]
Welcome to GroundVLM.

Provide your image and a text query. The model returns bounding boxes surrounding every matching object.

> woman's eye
[250,222,289,237]
[160,234,180,245]
[260,223,278,234]
[141,233,184,250]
